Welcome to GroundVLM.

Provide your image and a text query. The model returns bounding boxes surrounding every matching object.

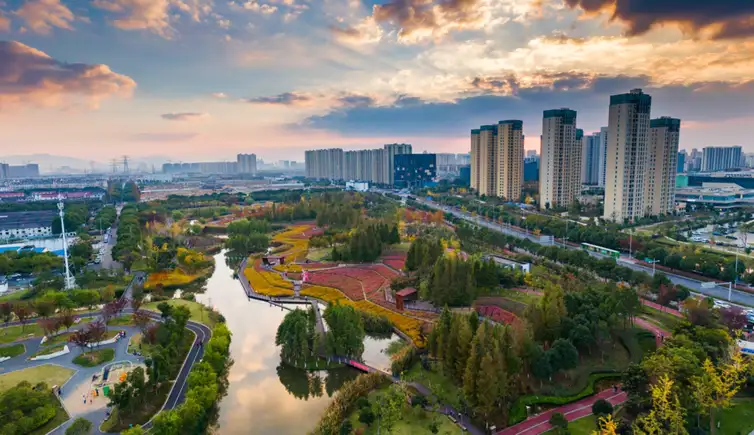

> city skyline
[1,0,754,161]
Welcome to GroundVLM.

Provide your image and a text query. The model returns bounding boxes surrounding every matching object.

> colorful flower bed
[273,263,303,273]
[371,264,399,280]
[307,271,364,300]
[381,252,407,272]
[476,305,519,325]
[354,300,425,347]
[333,267,387,294]
[144,269,204,290]
[243,259,294,297]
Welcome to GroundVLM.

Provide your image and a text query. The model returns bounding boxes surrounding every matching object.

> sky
[1,0,754,165]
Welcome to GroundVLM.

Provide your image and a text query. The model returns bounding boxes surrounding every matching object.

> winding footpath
[0,273,212,434]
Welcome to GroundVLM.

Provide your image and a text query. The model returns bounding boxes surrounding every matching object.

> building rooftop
[0,211,57,231]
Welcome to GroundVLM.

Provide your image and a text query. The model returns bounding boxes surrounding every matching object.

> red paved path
[633,317,671,347]
[496,390,627,435]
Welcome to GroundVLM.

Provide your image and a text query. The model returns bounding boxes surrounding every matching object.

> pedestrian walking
[82,394,86,404]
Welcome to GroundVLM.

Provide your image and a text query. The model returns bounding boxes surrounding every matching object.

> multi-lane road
[400,193,754,307]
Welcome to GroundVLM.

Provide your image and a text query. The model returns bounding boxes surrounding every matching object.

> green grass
[32,344,67,358]
[0,343,25,358]
[127,332,146,354]
[72,348,115,367]
[107,315,134,326]
[0,289,30,301]
[718,398,754,435]
[306,248,331,262]
[43,332,73,347]
[497,288,541,305]
[0,364,75,392]
[403,362,463,409]
[0,323,44,345]
[29,393,69,435]
[100,383,171,433]
[143,299,218,328]
[546,416,597,435]
[640,305,683,331]
[347,386,463,435]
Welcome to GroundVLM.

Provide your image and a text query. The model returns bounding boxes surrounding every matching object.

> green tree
[65,418,93,435]
[549,412,568,434]
[359,407,375,426]
[275,309,314,367]
[454,319,473,383]
[378,383,407,433]
[323,304,365,358]
[121,426,145,435]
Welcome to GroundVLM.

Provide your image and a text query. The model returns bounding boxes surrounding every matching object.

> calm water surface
[195,251,396,434]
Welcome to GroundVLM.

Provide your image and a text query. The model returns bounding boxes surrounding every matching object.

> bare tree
[60,312,77,332]
[69,329,91,354]
[12,303,30,331]
[0,303,12,328]
[87,320,107,347]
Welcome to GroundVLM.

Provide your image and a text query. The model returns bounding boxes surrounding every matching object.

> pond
[194,250,399,434]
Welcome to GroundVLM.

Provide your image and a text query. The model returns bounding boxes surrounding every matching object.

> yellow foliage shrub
[300,285,354,307]
[243,263,294,297]
[353,300,425,347]
[273,264,303,273]
[144,269,201,290]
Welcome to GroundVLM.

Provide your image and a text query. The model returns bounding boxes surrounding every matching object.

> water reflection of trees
[277,364,359,400]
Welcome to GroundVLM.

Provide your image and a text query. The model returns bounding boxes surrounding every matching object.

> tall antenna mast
[122,156,129,174]
[57,196,75,290]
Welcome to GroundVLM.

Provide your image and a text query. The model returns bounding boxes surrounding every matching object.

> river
[194,250,398,434]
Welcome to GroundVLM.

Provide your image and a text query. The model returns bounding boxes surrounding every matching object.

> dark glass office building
[394,154,437,188]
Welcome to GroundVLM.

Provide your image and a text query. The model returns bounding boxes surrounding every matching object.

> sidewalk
[496,389,627,435]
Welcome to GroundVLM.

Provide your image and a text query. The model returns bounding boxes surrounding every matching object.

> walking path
[633,317,671,347]
[496,389,627,435]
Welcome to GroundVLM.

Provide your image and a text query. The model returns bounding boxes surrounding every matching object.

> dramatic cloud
[337,93,376,108]
[92,0,212,37]
[246,92,312,105]
[161,112,209,121]
[367,0,492,42]
[15,0,75,34]
[0,40,136,110]
[301,78,754,138]
[229,1,278,14]
[331,17,383,44]
[563,0,754,40]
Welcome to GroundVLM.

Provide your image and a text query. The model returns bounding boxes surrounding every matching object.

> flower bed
[244,259,294,297]
[382,259,405,271]
[353,300,425,347]
[300,285,354,307]
[476,305,519,325]
[273,263,303,273]
[307,271,364,300]
[144,269,204,290]
[272,225,313,261]
[333,268,387,294]
[371,264,399,279]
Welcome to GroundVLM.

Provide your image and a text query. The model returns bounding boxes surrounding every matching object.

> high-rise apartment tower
[539,109,581,210]
[646,117,681,216]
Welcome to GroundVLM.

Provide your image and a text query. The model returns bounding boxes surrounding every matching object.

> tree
[275,309,314,366]
[632,375,688,435]
[378,383,407,433]
[157,302,173,319]
[87,320,106,347]
[0,302,11,328]
[718,306,748,332]
[121,426,145,435]
[323,304,365,358]
[359,407,375,426]
[549,412,568,434]
[132,310,151,333]
[131,297,143,313]
[38,317,59,337]
[593,415,618,435]
[690,353,751,434]
[69,328,91,354]
[549,338,579,375]
[65,417,93,435]
[339,420,353,435]
[592,399,613,417]
[60,312,77,332]
[12,303,30,331]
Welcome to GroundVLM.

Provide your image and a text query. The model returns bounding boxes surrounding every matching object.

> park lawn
[347,386,463,435]
[127,333,154,356]
[558,416,597,435]
[0,343,25,358]
[306,248,331,262]
[718,398,754,435]
[640,305,683,331]
[44,332,73,347]
[0,289,30,301]
[72,348,115,367]
[32,344,67,358]
[403,362,463,409]
[0,323,44,345]
[497,288,541,305]
[28,393,69,435]
[107,315,134,326]
[144,299,217,328]
[0,364,75,392]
